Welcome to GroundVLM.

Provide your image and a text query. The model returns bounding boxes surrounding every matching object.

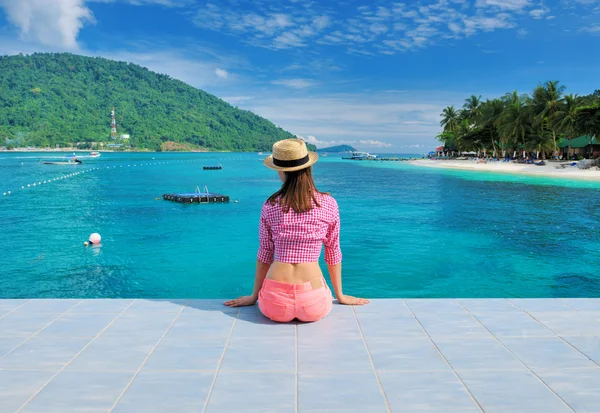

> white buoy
[27,184,30,187]
[21,186,24,189]
[3,193,6,196]
[7,191,10,195]
[33,183,36,186]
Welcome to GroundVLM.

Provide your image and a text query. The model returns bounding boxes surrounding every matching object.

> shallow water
[1,152,599,298]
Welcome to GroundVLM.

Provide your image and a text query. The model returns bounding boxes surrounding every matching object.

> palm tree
[500,99,532,156]
[440,106,459,136]
[552,93,580,158]
[463,95,482,122]
[531,81,566,157]
[478,99,505,156]
[524,133,554,159]
[502,90,528,106]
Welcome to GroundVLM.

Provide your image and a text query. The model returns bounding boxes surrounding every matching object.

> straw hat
[264,138,318,172]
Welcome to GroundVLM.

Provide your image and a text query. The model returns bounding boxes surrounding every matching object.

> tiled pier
[1,298,599,412]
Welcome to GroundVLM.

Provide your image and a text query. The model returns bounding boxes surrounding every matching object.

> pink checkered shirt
[257,193,342,265]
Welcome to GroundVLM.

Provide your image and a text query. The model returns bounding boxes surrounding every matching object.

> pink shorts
[258,277,333,322]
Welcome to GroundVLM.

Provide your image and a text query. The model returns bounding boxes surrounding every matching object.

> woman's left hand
[338,294,370,306]
[224,295,257,307]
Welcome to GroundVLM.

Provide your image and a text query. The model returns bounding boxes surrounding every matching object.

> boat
[43,159,82,165]
[89,151,101,158]
[320,153,328,157]
[342,151,378,160]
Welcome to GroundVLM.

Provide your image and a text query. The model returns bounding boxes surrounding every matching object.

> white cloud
[117,0,192,5]
[190,0,553,54]
[359,140,393,148]
[529,6,550,19]
[271,78,317,89]
[215,68,228,78]
[238,91,467,151]
[295,135,393,150]
[476,0,531,11]
[313,16,330,30]
[579,23,600,33]
[0,0,93,49]
[89,0,193,6]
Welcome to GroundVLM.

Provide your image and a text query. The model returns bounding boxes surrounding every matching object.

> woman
[224,138,368,322]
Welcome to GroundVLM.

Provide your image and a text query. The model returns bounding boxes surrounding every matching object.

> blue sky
[0,0,598,152]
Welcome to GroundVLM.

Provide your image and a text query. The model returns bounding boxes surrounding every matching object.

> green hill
[0,53,309,152]
[318,144,356,152]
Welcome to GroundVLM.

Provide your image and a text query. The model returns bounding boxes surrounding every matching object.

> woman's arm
[223,259,270,307]
[251,259,271,299]
[224,203,274,308]
[327,262,343,300]
[326,262,369,305]
[324,199,369,306]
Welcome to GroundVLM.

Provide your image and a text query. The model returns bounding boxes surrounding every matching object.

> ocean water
[1,152,599,299]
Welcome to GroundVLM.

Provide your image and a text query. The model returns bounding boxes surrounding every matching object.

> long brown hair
[267,167,329,213]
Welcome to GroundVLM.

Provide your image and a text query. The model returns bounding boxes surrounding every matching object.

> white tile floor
[0,298,599,412]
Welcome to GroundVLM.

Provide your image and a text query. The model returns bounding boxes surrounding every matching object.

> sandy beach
[408,158,600,181]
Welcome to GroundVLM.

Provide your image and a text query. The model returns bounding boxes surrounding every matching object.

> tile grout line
[558,300,600,328]
[295,322,299,413]
[0,300,83,362]
[457,300,577,413]
[404,299,486,413]
[107,299,190,412]
[200,306,240,413]
[0,299,31,320]
[351,304,393,413]
[507,301,600,369]
[15,299,136,412]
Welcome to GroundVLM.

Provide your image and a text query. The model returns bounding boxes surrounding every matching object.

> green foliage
[318,144,356,152]
[0,53,296,151]
[437,82,598,156]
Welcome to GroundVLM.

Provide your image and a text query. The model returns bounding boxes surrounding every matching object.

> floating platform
[203,165,222,170]
[163,193,229,203]
[162,186,229,203]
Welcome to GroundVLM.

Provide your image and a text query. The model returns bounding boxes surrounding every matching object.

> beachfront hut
[558,135,600,158]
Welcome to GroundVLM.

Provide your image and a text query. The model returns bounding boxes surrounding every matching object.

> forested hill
[0,53,302,152]
[318,144,356,152]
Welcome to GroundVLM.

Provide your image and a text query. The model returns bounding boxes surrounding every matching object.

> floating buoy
[85,232,102,246]
[7,191,11,195]
[234,200,239,203]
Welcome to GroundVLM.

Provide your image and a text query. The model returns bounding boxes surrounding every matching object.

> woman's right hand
[223,295,257,307]
[337,294,369,305]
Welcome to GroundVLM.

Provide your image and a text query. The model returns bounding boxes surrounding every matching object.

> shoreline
[407,158,600,181]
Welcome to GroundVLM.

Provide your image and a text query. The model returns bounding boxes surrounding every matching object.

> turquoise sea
[1,152,599,299]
